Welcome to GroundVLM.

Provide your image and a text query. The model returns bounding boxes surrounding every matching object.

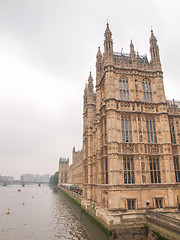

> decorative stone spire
[87,72,95,126]
[130,40,136,61]
[72,146,76,163]
[88,71,93,90]
[149,29,161,68]
[96,47,102,85]
[87,72,94,104]
[96,46,102,61]
[104,23,113,59]
[83,83,88,113]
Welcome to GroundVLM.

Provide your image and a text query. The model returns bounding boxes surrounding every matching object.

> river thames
[0,185,90,240]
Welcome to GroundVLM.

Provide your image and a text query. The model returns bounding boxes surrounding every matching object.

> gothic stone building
[58,157,69,185]
[67,147,83,189]
[82,23,180,224]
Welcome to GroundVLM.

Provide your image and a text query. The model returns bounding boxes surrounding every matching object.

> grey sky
[0,0,180,179]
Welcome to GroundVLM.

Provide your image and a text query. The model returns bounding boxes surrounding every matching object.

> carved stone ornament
[122,143,133,153]
[142,175,146,183]
[148,144,159,154]
[141,162,145,173]
[135,144,138,153]
[172,145,178,154]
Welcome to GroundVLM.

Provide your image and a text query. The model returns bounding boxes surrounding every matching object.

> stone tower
[58,157,69,185]
[82,24,180,224]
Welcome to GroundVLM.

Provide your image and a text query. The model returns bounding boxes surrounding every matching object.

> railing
[113,52,130,57]
[166,100,180,109]
[146,210,180,233]
[113,51,148,59]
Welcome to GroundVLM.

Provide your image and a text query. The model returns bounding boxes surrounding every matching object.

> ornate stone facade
[58,157,69,185]
[67,147,83,189]
[82,23,180,223]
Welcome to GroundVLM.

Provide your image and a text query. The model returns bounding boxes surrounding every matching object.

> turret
[130,40,136,64]
[150,29,161,69]
[83,83,88,113]
[96,46,102,85]
[83,83,88,134]
[104,23,113,64]
[72,146,75,164]
[87,71,94,103]
[87,72,95,126]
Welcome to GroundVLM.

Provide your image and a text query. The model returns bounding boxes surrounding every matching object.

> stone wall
[67,147,83,189]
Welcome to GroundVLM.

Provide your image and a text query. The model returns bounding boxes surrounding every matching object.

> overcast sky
[0,0,180,179]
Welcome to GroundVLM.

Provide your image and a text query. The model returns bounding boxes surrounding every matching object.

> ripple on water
[0,186,91,240]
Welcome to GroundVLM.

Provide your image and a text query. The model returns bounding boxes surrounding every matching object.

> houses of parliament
[59,24,180,225]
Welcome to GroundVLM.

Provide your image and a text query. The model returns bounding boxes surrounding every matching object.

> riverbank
[58,186,180,240]
[58,186,110,240]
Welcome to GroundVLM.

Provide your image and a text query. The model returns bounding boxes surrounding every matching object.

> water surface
[0,185,90,240]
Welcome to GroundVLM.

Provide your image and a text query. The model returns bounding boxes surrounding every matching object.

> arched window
[119,77,129,101]
[143,79,152,102]
[123,156,135,184]
[121,116,132,143]
[149,157,161,183]
[174,157,180,182]
[104,119,107,144]
[169,119,176,144]
[146,118,157,143]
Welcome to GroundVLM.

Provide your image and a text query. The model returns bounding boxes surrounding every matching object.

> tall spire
[96,46,102,85]
[96,46,102,61]
[86,72,95,126]
[130,40,136,61]
[104,23,113,59]
[88,71,93,85]
[149,29,161,69]
[83,83,88,113]
[87,71,94,95]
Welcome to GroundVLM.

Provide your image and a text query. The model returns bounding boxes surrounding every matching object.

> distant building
[20,173,51,183]
[67,147,83,189]
[58,158,69,185]
[34,174,51,182]
[20,174,35,182]
[0,175,14,182]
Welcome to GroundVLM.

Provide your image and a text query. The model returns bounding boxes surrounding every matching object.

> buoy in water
[7,208,10,214]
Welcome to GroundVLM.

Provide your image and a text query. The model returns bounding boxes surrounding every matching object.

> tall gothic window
[119,77,129,101]
[169,119,176,144]
[105,119,107,144]
[121,117,132,142]
[149,157,161,183]
[123,156,135,184]
[174,157,180,182]
[143,79,152,102]
[105,158,108,184]
[146,119,157,143]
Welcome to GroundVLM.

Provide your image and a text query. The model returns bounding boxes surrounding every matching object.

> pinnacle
[150,28,157,41]
[105,22,111,35]
[96,46,102,57]
[130,40,134,47]
[84,83,88,93]
[88,71,93,83]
